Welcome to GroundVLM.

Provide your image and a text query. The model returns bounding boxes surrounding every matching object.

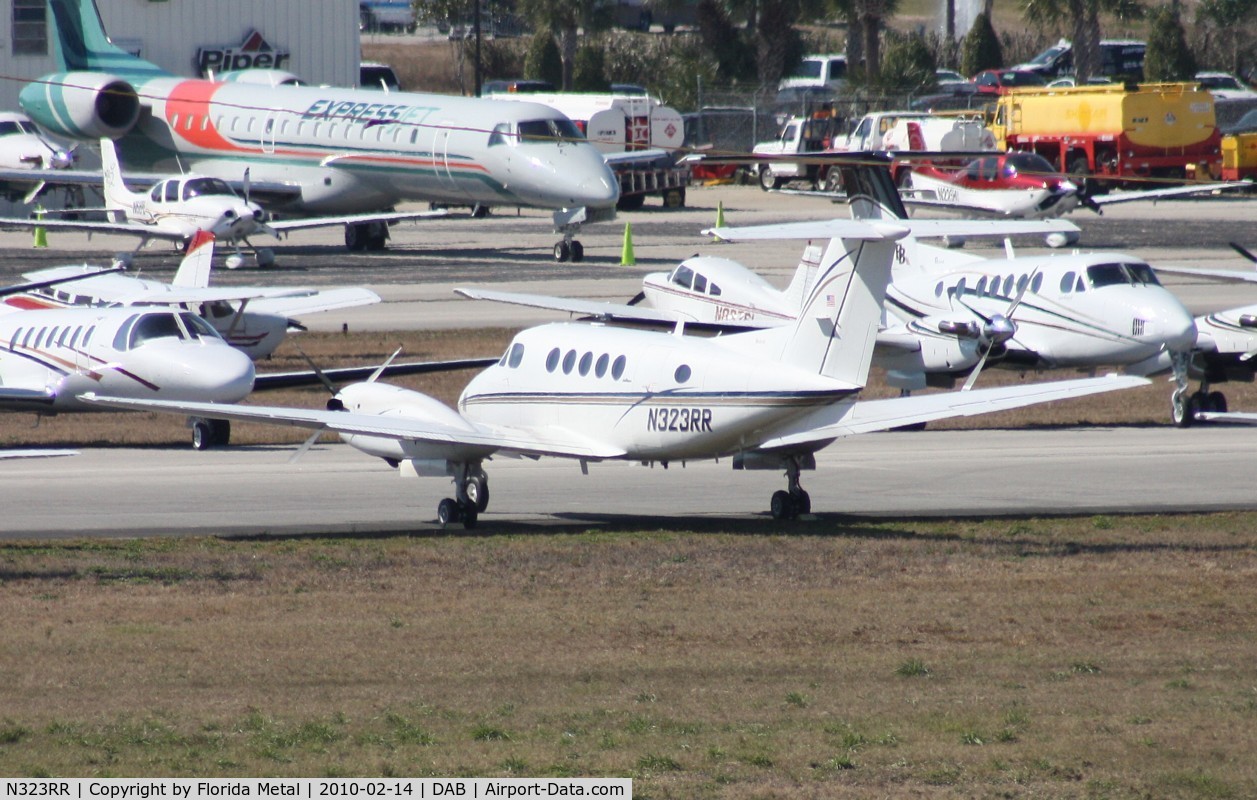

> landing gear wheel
[437,498,460,526]
[470,203,490,218]
[1206,391,1227,414]
[770,490,795,520]
[464,475,490,513]
[192,420,213,451]
[570,240,584,262]
[225,253,247,270]
[1171,391,1192,428]
[791,489,811,516]
[255,248,276,268]
[460,504,478,529]
[345,223,367,252]
[365,223,388,251]
[553,241,571,262]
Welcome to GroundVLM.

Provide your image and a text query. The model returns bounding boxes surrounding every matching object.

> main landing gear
[190,417,231,450]
[769,457,812,520]
[553,235,585,263]
[344,221,389,252]
[436,463,490,529]
[1168,351,1228,427]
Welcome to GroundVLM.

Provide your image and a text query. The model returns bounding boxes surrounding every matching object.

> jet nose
[1141,295,1198,352]
[178,344,257,403]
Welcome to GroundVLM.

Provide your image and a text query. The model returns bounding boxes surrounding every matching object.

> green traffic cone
[33,205,47,248]
[712,200,726,241]
[620,221,636,266]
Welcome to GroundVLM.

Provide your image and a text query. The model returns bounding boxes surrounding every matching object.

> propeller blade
[292,343,338,396]
[1230,242,1257,265]
[626,291,646,306]
[242,168,251,205]
[962,345,991,392]
[1005,269,1037,318]
[287,427,326,464]
[366,347,404,384]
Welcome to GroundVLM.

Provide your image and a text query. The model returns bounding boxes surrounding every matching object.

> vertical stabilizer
[47,0,167,77]
[172,231,216,288]
[99,137,137,222]
[781,244,822,312]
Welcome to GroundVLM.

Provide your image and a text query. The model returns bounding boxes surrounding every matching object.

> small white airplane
[20,0,620,261]
[83,210,1148,526]
[6,231,381,360]
[463,158,1200,423]
[0,139,449,268]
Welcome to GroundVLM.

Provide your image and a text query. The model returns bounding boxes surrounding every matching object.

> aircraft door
[262,114,277,154]
[431,124,458,196]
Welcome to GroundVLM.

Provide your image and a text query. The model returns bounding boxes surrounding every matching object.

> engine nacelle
[19,72,141,140]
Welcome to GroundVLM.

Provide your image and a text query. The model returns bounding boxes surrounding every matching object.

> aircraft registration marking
[646,407,713,433]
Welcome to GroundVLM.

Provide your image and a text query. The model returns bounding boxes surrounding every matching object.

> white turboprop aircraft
[462,157,1200,422]
[83,213,1147,526]
[0,139,449,268]
[19,0,620,261]
[5,231,381,360]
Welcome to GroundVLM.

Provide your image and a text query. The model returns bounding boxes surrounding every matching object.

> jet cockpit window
[179,312,222,341]
[150,183,166,202]
[183,177,235,200]
[489,123,511,146]
[710,283,722,296]
[693,273,708,294]
[1086,264,1130,289]
[1127,263,1161,286]
[125,313,183,349]
[0,120,31,136]
[980,157,999,181]
[671,265,694,289]
[1060,271,1076,294]
[516,118,585,144]
[1003,152,1056,178]
[164,182,179,202]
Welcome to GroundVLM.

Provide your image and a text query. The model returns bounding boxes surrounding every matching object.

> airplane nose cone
[177,344,256,403]
[1140,296,1198,352]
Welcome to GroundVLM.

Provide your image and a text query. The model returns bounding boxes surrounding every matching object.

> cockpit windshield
[183,177,236,200]
[115,311,224,350]
[1086,262,1162,289]
[1003,152,1057,178]
[515,118,585,144]
[0,119,35,137]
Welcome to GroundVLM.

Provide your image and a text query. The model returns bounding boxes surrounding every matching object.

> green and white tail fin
[48,0,168,77]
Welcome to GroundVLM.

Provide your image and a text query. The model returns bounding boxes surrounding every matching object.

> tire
[211,419,231,447]
[1171,392,1192,428]
[758,166,782,192]
[553,241,571,262]
[345,223,367,252]
[1208,391,1227,414]
[465,475,489,513]
[461,505,478,530]
[770,490,794,520]
[616,192,646,211]
[191,420,212,450]
[437,498,460,525]
[663,188,686,208]
[792,489,811,516]
[570,241,584,262]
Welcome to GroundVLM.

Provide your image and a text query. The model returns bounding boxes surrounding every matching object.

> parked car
[1221,108,1257,135]
[360,62,401,92]
[973,69,1047,94]
[935,69,967,86]
[1195,72,1257,101]
[1012,38,1146,81]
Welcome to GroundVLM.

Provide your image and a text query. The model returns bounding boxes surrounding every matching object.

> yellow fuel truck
[989,83,1223,187]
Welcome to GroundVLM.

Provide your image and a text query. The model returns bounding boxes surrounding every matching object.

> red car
[973,69,1047,94]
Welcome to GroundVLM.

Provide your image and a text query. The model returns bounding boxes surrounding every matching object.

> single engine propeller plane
[82,159,1148,526]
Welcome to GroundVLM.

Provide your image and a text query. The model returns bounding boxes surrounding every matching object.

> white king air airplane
[6,231,381,360]
[83,184,1148,526]
[20,0,620,261]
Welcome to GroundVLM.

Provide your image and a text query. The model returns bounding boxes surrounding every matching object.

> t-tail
[45,0,166,77]
[18,0,163,142]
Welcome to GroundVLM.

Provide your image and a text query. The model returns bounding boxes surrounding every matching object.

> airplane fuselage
[96,79,621,216]
[0,306,256,413]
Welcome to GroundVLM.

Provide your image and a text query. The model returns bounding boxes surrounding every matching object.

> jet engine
[19,72,141,140]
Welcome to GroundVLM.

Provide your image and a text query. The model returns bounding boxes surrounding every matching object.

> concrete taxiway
[1,424,1252,539]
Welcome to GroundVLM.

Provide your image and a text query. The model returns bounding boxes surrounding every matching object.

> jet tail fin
[47,0,168,76]
[781,244,822,312]
[172,231,216,288]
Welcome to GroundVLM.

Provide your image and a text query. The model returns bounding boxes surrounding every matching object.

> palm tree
[1022,0,1143,81]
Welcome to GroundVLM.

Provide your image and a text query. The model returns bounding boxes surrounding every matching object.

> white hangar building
[1,0,361,110]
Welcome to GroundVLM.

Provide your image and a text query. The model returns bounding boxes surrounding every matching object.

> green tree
[524,31,563,87]
[959,12,1002,76]
[879,32,938,92]
[1196,0,1257,74]
[1022,0,1143,81]
[572,44,610,91]
[1144,4,1196,81]
[518,0,614,89]
[695,0,757,82]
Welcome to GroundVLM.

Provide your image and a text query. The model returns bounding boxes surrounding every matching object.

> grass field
[0,513,1254,797]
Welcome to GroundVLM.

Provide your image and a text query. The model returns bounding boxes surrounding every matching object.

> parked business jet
[20,0,620,261]
[83,205,1147,525]
[0,140,449,268]
[6,232,380,360]
[0,111,75,200]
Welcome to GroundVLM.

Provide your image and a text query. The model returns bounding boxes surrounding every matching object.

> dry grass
[0,513,1254,797]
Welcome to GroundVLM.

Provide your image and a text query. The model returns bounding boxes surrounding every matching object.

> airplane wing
[1152,265,1257,283]
[265,208,448,234]
[251,357,500,391]
[754,375,1149,449]
[0,386,56,409]
[1089,182,1250,208]
[115,286,381,312]
[1196,411,1257,424]
[455,287,763,333]
[79,394,626,459]
[246,287,381,317]
[0,215,179,240]
[707,217,1080,241]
